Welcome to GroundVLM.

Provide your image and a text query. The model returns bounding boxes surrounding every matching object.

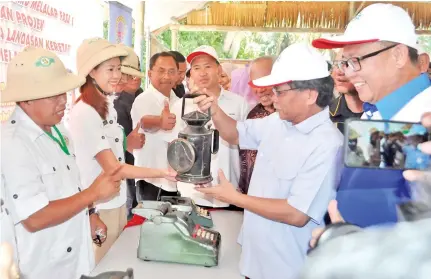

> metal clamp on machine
[132,196,221,267]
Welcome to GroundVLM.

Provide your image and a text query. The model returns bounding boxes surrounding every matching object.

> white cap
[250,43,329,88]
[187,45,219,64]
[312,4,418,50]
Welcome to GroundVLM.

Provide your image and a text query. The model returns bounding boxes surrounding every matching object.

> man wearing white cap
[312,3,431,228]
[193,43,343,279]
[168,45,249,208]
[1,47,122,278]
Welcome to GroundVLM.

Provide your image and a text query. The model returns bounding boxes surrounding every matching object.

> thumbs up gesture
[160,99,176,131]
[126,122,145,152]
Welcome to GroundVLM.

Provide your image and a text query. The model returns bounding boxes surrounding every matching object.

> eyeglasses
[154,68,177,77]
[272,87,297,97]
[333,44,398,73]
[121,73,138,81]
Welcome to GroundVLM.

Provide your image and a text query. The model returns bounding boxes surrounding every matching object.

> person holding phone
[1,47,123,279]
[313,3,431,227]
[68,39,177,264]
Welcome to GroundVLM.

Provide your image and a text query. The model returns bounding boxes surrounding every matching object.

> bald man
[238,56,276,194]
[329,50,364,134]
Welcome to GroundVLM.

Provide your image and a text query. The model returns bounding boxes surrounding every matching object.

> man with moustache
[329,50,364,134]
[312,3,431,227]
[131,52,180,201]
[114,46,144,218]
[239,56,275,194]
[169,51,187,98]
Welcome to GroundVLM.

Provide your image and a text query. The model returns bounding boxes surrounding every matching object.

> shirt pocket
[48,236,80,277]
[40,164,64,200]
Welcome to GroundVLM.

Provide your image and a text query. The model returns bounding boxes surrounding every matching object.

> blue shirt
[236,108,343,279]
[337,74,431,227]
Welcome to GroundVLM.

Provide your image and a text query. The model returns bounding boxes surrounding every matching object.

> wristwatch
[89,207,99,216]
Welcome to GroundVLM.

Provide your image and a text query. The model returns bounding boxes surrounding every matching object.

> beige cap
[2,47,85,103]
[77,37,128,77]
[120,45,144,78]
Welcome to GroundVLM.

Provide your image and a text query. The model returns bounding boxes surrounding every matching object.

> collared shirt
[329,94,363,134]
[1,107,94,279]
[68,98,127,210]
[173,83,186,98]
[166,88,249,207]
[238,103,274,194]
[237,107,343,279]
[131,85,180,192]
[337,73,431,228]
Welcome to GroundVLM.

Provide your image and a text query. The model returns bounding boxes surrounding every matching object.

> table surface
[91,210,244,279]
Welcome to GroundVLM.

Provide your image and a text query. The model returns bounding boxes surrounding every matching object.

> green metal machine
[132,197,221,267]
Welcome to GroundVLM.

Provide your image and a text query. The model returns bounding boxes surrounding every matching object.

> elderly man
[169,45,249,208]
[239,56,275,194]
[193,43,343,279]
[313,3,431,227]
[330,50,364,134]
[1,48,122,278]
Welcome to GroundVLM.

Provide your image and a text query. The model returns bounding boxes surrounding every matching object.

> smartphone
[344,119,430,170]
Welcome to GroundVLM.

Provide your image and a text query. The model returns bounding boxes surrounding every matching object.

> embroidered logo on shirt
[35,57,55,67]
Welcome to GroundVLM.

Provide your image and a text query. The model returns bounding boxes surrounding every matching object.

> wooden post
[170,25,179,51]
[134,1,145,65]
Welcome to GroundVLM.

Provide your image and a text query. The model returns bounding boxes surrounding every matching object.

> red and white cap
[250,43,329,88]
[312,4,418,50]
[187,45,219,64]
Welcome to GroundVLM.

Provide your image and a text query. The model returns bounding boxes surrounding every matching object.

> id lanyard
[45,126,70,155]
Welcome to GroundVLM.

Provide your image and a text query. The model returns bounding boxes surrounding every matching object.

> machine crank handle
[212,129,219,154]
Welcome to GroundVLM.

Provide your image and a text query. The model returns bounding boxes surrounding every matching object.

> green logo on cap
[35,56,55,67]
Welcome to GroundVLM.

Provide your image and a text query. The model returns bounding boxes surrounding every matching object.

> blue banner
[108,1,133,46]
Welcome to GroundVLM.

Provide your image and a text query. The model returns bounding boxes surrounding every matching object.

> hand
[194,169,241,204]
[0,242,20,279]
[160,99,176,131]
[403,112,431,183]
[191,88,220,116]
[162,168,178,182]
[89,214,107,244]
[89,165,123,201]
[309,200,344,249]
[127,123,145,151]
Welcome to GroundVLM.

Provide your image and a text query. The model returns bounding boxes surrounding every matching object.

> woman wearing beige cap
[68,38,176,263]
[1,47,122,279]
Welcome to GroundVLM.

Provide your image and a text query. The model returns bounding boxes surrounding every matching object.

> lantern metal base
[176,174,213,185]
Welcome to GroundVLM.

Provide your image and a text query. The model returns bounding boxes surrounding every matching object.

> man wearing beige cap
[312,3,431,228]
[193,43,343,279]
[114,45,145,219]
[1,47,123,279]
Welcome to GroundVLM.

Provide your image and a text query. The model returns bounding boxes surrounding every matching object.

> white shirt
[68,99,127,210]
[1,107,94,279]
[167,89,249,207]
[131,85,179,192]
[237,108,343,279]
[1,174,19,265]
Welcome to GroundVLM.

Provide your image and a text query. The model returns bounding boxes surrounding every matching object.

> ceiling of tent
[118,0,208,32]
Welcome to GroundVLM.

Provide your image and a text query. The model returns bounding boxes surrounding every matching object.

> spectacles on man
[272,87,297,97]
[333,44,398,73]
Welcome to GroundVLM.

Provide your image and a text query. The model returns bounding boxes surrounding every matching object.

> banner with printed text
[108,1,132,46]
[0,1,104,123]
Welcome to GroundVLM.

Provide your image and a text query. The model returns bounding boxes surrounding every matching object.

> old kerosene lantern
[167,94,219,184]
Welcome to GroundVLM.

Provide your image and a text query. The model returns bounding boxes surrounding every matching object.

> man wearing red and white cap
[312,3,431,228]
[168,45,249,208]
[192,43,343,279]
